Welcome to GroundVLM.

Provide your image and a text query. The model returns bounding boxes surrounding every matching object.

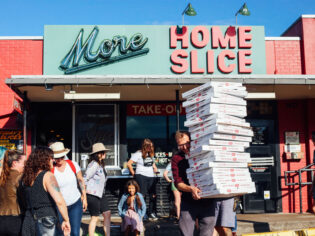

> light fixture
[235,3,250,25]
[177,3,197,34]
[245,92,276,100]
[45,83,53,91]
[64,91,120,100]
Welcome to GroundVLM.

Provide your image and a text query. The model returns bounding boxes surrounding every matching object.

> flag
[237,3,250,16]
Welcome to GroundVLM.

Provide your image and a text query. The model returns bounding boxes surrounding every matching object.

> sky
[0,0,315,37]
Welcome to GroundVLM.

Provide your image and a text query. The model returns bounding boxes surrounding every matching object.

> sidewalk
[80,213,315,236]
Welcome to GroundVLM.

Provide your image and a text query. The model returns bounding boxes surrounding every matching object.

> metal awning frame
[6,74,315,86]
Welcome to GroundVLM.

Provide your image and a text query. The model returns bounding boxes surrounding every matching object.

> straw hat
[90,143,110,155]
[49,142,70,158]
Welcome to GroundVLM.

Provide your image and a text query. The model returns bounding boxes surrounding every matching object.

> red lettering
[171,50,188,74]
[217,50,236,73]
[191,26,209,48]
[170,26,189,48]
[238,50,252,73]
[207,50,214,73]
[190,50,204,74]
[212,26,236,49]
[238,26,252,48]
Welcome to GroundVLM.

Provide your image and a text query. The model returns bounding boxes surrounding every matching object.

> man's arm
[177,182,201,200]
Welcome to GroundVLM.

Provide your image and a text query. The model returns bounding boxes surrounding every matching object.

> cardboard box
[186,150,251,160]
[188,118,250,133]
[184,113,246,127]
[187,167,251,179]
[190,124,253,140]
[190,144,245,154]
[186,162,248,173]
[191,137,250,148]
[182,82,244,99]
[187,104,247,120]
[184,94,247,109]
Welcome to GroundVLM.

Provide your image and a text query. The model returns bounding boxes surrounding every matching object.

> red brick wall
[278,100,310,213]
[265,40,302,75]
[0,39,43,156]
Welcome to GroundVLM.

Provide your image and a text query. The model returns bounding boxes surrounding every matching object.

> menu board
[0,130,23,151]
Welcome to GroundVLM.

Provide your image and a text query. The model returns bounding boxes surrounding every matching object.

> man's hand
[191,186,201,200]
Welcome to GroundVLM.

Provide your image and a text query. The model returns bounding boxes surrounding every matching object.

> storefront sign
[59,26,149,74]
[170,26,255,74]
[44,25,266,75]
[0,130,23,151]
[127,103,185,116]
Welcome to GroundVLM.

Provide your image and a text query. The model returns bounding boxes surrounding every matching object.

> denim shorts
[35,216,57,236]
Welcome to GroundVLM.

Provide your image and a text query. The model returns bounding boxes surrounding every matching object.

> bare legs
[173,190,181,219]
[88,216,99,236]
[103,210,111,236]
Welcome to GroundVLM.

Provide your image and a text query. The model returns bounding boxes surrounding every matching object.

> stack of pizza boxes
[182,81,255,198]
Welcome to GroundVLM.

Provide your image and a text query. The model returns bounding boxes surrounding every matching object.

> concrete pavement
[80,213,315,235]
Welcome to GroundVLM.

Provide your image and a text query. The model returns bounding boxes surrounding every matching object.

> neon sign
[60,26,149,74]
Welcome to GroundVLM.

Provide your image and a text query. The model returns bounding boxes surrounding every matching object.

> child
[118,180,146,236]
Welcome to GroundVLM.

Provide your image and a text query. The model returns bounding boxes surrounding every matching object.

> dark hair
[88,152,106,167]
[141,139,154,159]
[125,180,142,209]
[0,150,23,186]
[22,146,53,186]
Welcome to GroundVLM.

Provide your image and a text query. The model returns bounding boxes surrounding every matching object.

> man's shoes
[149,213,158,221]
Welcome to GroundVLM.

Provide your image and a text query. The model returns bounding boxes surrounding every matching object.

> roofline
[301,15,315,18]
[265,37,300,41]
[5,74,315,86]
[0,36,43,40]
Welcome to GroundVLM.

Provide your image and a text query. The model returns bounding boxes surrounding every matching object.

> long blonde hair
[141,139,154,159]
[0,150,23,186]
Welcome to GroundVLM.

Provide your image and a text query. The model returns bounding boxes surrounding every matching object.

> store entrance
[75,104,118,169]
[33,103,72,158]
[243,119,279,213]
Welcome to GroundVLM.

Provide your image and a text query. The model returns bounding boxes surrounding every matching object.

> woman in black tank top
[20,147,71,236]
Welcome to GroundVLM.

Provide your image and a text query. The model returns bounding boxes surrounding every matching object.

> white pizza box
[199,181,255,192]
[184,113,245,127]
[184,93,247,109]
[205,133,253,142]
[186,150,251,161]
[188,154,251,167]
[187,103,247,118]
[188,171,251,184]
[190,137,250,149]
[190,144,245,154]
[187,104,247,120]
[188,118,250,133]
[190,145,245,156]
[182,82,244,99]
[190,124,254,141]
[189,174,252,185]
[187,167,251,179]
[186,162,248,174]
[185,94,247,113]
[190,177,253,189]
[199,186,256,198]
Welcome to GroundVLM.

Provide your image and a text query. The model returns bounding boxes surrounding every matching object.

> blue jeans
[36,216,57,236]
[57,198,83,236]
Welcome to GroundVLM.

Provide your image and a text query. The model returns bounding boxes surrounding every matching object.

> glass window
[76,104,117,166]
[126,103,186,168]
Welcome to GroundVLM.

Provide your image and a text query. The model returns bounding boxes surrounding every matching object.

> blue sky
[0,0,314,37]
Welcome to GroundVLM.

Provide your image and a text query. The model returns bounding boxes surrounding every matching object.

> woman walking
[0,150,25,236]
[21,146,71,236]
[49,141,87,236]
[84,143,111,236]
[127,138,159,220]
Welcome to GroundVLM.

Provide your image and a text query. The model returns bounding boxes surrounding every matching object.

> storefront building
[1,15,315,214]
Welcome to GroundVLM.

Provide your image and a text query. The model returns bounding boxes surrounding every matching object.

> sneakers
[149,213,158,221]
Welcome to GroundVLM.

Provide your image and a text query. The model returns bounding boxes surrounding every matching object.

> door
[243,119,279,213]
[75,104,118,168]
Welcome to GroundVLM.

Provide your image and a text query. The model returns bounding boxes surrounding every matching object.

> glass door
[75,104,118,168]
